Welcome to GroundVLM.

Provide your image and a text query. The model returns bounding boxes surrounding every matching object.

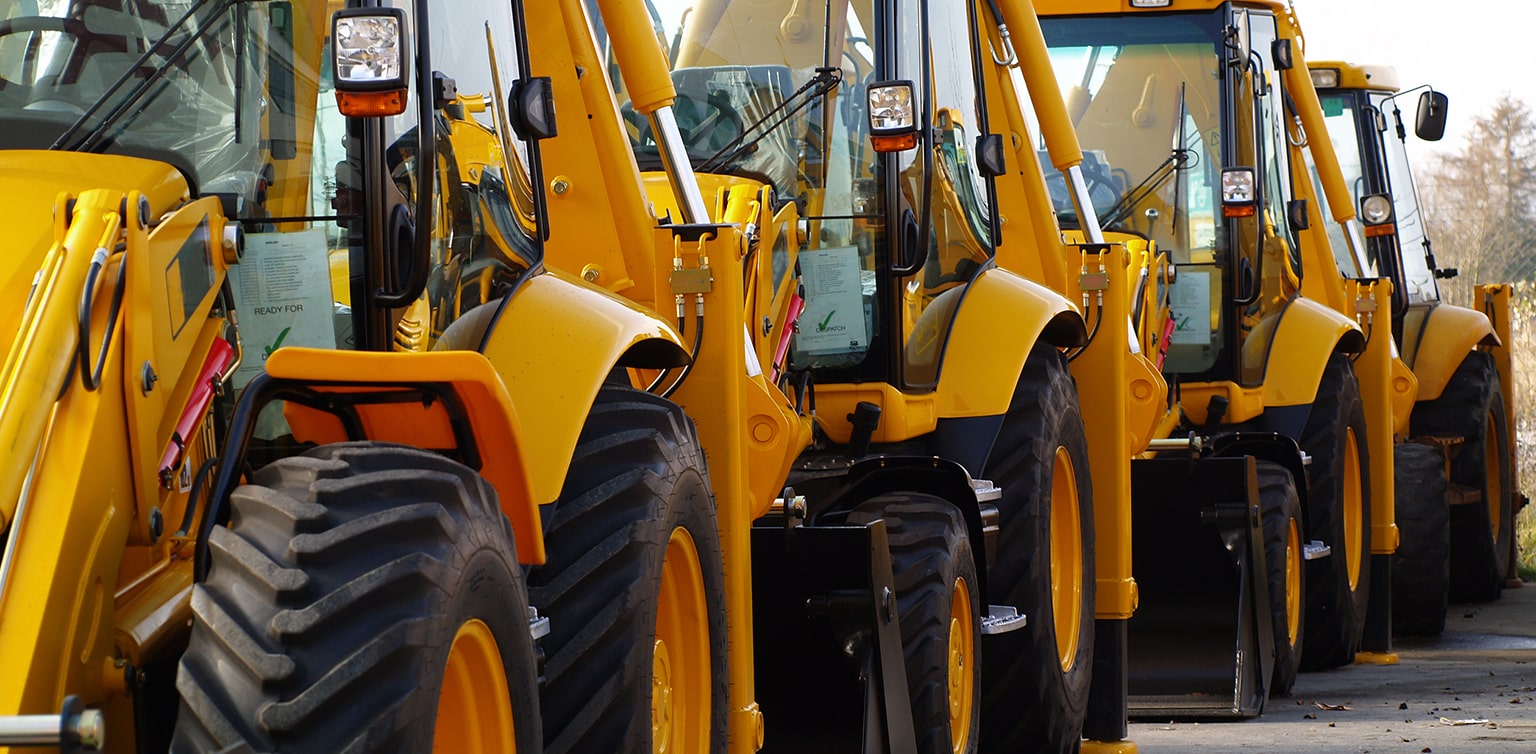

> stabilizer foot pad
[1354,651,1400,665]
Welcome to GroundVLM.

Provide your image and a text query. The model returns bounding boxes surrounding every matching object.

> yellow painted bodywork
[934,268,1085,418]
[0,176,232,737]
[1351,280,1401,553]
[1254,297,1365,408]
[480,269,690,506]
[1402,297,1501,403]
[1476,286,1518,482]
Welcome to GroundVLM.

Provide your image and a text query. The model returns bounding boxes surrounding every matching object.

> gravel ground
[1129,583,1536,753]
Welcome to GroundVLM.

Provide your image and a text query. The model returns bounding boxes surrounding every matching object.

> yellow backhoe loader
[575,0,1300,750]
[1308,59,1523,635]
[1031,0,1401,718]
[0,0,736,751]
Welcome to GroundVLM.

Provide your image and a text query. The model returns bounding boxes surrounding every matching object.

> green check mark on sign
[817,310,836,332]
[265,326,292,358]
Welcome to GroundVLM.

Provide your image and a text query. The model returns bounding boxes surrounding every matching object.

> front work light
[1310,68,1340,90]
[1360,193,1396,237]
[868,80,918,152]
[332,8,410,117]
[1221,167,1257,217]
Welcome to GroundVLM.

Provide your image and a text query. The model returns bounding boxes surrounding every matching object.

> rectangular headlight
[1129,0,1173,7]
[333,8,408,89]
[1221,167,1257,217]
[1310,68,1340,90]
[868,81,917,134]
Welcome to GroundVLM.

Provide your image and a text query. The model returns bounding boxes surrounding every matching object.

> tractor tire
[1410,351,1514,603]
[849,495,981,754]
[980,344,1096,754]
[1391,442,1450,636]
[526,387,727,754]
[1299,354,1373,672]
[171,443,540,754]
[1258,461,1305,697]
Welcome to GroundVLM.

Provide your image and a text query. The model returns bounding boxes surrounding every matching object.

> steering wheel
[1044,164,1119,215]
[0,17,89,86]
[620,90,746,161]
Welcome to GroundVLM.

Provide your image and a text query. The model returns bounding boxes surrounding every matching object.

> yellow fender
[1260,297,1366,408]
[936,266,1086,418]
[480,268,691,504]
[1404,303,1500,402]
[270,347,549,564]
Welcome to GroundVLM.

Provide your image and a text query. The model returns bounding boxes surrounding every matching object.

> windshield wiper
[1100,82,1193,230]
[51,0,239,153]
[695,66,842,174]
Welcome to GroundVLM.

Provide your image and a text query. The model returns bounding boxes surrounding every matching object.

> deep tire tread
[979,344,1096,754]
[850,496,981,754]
[1410,351,1513,603]
[1391,442,1450,635]
[172,442,541,754]
[1299,354,1373,672]
[1258,461,1305,696]
[527,387,728,754]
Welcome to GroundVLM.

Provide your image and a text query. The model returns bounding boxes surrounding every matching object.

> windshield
[1041,12,1223,263]
[1373,92,1439,303]
[604,0,877,205]
[1315,93,1372,277]
[0,0,266,196]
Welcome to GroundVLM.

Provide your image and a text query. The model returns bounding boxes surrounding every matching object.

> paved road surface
[1130,582,1536,753]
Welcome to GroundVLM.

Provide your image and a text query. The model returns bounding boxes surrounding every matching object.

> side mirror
[1230,10,1252,69]
[976,133,1006,178]
[509,77,558,141]
[1221,167,1257,218]
[868,80,919,152]
[1271,39,1293,71]
[331,8,410,117]
[1416,90,1449,142]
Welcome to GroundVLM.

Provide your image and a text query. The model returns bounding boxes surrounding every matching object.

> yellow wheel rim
[1285,516,1302,645]
[947,575,976,754]
[434,619,516,753]
[1342,428,1363,591]
[1050,447,1083,672]
[1486,413,1503,540]
[654,527,710,754]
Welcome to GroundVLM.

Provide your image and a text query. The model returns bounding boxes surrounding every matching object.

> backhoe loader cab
[1310,60,1522,632]
[1032,0,1392,716]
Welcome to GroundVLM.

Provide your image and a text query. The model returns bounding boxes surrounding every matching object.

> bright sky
[1292,0,1534,159]
[647,0,1527,161]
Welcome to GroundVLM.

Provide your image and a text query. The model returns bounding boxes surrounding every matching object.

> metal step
[1304,540,1331,561]
[981,604,1026,635]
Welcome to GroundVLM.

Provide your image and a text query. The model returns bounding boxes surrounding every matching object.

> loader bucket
[1127,456,1274,718]
[751,519,920,754]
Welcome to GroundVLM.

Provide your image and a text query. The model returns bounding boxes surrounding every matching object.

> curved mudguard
[1261,297,1366,409]
[1127,453,1273,719]
[936,266,1086,419]
[1405,302,1499,402]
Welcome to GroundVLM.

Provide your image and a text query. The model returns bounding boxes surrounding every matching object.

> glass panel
[1373,92,1439,303]
[0,1,267,193]
[1042,13,1224,261]
[1315,92,1368,277]
[1041,11,1226,373]
[608,0,890,371]
[904,0,991,386]
[375,0,537,349]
